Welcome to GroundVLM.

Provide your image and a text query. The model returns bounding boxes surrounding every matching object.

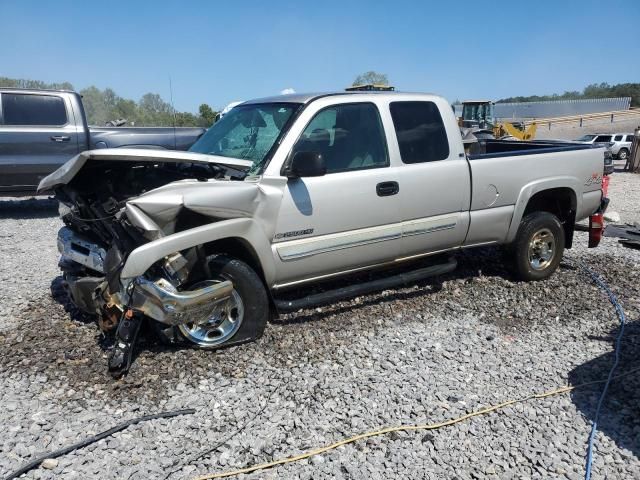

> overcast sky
[1,0,638,112]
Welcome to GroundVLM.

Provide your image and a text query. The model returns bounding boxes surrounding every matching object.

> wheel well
[203,237,265,281]
[202,237,278,317]
[523,188,577,248]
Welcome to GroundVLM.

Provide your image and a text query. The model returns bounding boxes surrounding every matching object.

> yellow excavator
[458,100,537,140]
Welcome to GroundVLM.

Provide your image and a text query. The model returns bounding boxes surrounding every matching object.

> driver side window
[292,103,389,174]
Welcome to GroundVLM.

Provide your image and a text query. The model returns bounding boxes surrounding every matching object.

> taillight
[589,213,604,248]
[602,175,610,197]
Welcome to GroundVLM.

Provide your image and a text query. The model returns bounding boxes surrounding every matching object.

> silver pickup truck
[38,91,607,376]
[0,88,205,195]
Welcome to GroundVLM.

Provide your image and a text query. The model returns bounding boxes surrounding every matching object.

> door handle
[376,181,399,197]
[50,136,71,142]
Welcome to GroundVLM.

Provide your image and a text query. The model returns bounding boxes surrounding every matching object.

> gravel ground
[608,163,640,225]
[1,175,640,479]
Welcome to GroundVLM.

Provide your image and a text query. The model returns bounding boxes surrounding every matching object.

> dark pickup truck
[0,88,206,195]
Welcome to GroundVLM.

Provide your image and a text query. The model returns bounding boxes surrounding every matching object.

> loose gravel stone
[1,174,639,480]
[40,459,58,470]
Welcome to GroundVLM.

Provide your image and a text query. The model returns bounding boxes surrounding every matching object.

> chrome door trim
[275,212,460,261]
[402,213,460,237]
[276,224,402,261]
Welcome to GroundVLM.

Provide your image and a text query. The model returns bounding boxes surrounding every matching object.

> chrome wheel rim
[528,228,555,271]
[178,280,244,347]
[619,150,627,160]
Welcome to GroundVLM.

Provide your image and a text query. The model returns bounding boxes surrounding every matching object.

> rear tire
[177,254,269,349]
[618,148,629,161]
[510,212,565,281]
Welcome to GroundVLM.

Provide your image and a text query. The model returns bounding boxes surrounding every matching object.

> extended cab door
[269,99,404,287]
[0,92,80,193]
[386,99,471,257]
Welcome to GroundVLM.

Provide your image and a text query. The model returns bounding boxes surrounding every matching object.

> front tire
[177,255,269,349]
[510,212,565,281]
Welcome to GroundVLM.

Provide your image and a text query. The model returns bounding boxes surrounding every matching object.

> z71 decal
[585,173,603,186]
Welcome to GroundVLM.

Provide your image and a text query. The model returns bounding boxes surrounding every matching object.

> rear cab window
[626,134,635,142]
[614,135,623,141]
[389,101,449,164]
[1,93,67,126]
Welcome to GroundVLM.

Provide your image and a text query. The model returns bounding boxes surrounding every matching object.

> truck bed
[464,140,605,247]
[467,139,594,159]
[90,126,206,151]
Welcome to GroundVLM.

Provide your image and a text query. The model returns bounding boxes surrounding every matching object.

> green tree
[139,93,171,115]
[114,98,138,124]
[0,76,74,90]
[198,103,217,127]
[79,86,112,125]
[497,82,640,107]
[352,71,389,86]
[174,112,199,126]
[137,93,174,126]
[0,76,222,126]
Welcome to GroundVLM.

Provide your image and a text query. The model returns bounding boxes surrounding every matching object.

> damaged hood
[37,148,253,193]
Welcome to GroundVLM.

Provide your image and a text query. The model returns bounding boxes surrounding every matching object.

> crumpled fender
[119,178,286,286]
[126,180,271,236]
[120,217,277,285]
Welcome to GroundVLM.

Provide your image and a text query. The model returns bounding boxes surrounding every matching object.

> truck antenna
[169,76,177,150]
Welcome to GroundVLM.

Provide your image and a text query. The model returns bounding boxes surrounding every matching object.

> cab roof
[242,91,440,106]
[0,87,77,94]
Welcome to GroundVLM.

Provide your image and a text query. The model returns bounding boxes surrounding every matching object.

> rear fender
[506,177,581,243]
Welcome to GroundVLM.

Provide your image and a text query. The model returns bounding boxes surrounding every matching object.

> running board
[274,257,457,313]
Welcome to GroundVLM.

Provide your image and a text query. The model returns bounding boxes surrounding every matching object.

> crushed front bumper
[57,227,233,326]
[128,278,233,326]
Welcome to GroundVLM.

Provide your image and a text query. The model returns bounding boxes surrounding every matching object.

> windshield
[575,135,596,142]
[189,103,301,174]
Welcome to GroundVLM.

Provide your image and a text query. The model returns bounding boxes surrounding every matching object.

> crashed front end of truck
[39,149,262,377]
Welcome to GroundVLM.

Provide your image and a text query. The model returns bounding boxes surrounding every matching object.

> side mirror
[283,151,326,178]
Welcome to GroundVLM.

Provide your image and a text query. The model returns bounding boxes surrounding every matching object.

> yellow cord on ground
[194,367,640,480]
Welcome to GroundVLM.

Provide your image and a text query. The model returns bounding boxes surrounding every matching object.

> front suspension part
[108,310,143,378]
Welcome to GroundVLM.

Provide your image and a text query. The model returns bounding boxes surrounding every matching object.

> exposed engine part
[63,274,105,314]
[57,227,107,273]
[100,301,122,332]
[129,277,233,326]
[163,252,191,286]
[104,246,126,294]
